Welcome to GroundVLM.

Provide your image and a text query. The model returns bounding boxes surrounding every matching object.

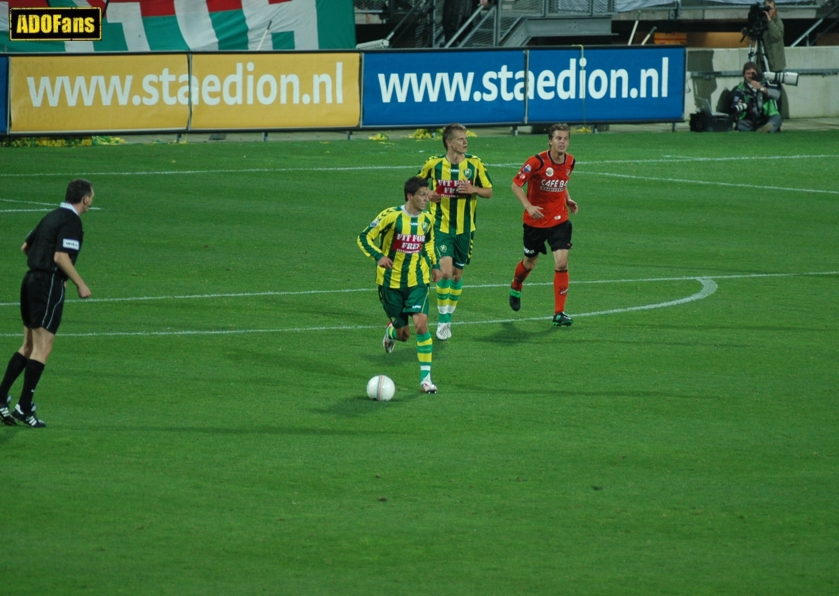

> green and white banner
[1,0,355,52]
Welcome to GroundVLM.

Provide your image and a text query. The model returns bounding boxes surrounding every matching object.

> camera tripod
[746,35,770,73]
[740,2,774,72]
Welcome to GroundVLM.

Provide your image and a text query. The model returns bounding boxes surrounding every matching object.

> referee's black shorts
[522,220,573,257]
[20,271,66,334]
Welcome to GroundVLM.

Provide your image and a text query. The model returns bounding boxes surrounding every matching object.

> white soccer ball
[367,375,396,401]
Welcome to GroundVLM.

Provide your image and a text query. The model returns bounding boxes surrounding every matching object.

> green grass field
[1,129,837,595]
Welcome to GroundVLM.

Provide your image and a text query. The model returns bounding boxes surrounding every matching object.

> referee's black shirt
[25,203,84,281]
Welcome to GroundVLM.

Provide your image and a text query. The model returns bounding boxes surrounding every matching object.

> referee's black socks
[18,359,46,413]
[0,352,28,399]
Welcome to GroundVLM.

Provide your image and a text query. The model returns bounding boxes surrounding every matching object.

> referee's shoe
[1,395,16,426]
[12,402,46,428]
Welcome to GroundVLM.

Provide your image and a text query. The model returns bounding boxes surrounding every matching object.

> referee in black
[1,179,94,428]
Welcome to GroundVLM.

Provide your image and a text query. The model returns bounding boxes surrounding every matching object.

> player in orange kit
[508,123,578,327]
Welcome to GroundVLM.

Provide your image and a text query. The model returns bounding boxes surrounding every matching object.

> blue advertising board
[527,47,685,123]
[0,57,8,134]
[361,47,684,127]
[362,50,526,127]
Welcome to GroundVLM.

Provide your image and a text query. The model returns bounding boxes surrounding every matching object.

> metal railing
[792,0,839,45]
[356,0,839,48]
[380,0,436,48]
[446,0,615,47]
[612,0,828,14]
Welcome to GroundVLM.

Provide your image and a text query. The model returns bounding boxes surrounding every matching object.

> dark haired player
[508,124,578,327]
[358,177,441,393]
[1,179,94,428]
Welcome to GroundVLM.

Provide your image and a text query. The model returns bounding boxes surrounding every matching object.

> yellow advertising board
[10,55,189,134]
[190,53,360,130]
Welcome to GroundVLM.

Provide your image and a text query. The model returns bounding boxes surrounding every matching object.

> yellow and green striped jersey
[418,154,492,235]
[358,205,437,289]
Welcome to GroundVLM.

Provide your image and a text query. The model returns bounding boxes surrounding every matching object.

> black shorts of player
[522,220,573,257]
[20,270,66,334]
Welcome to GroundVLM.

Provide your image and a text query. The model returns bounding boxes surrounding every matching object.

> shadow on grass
[568,389,711,400]
[474,322,527,344]
[578,337,749,348]
[478,323,755,349]
[441,380,707,400]
[474,322,563,344]
[56,423,398,436]
[629,322,822,335]
[354,334,449,364]
[311,390,424,418]
[0,429,19,445]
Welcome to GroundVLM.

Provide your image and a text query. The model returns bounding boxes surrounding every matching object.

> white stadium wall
[686,47,839,119]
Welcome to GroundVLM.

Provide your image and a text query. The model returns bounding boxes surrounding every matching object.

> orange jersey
[513,150,575,228]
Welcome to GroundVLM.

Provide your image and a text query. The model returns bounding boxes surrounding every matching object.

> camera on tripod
[751,3,771,16]
[742,2,770,40]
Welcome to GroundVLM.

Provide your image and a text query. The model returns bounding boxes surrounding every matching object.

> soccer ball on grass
[367,375,395,401]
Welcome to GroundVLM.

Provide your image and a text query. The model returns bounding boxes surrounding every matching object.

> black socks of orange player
[512,260,532,291]
[17,359,45,414]
[0,352,28,399]
[554,270,569,314]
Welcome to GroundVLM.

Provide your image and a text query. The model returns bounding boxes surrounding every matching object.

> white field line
[495,154,839,166]
[0,287,374,307]
[573,171,839,195]
[3,156,834,205]
[0,197,103,214]
[0,198,57,206]
[0,208,104,214]
[1,270,833,308]
[0,165,410,178]
[0,209,53,213]
[0,154,836,179]
[0,278,718,338]
[0,198,57,214]
[1,271,836,339]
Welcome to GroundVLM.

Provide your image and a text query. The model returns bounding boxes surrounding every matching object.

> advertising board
[9,54,189,134]
[190,53,360,130]
[527,47,685,123]
[362,47,685,127]
[362,50,526,127]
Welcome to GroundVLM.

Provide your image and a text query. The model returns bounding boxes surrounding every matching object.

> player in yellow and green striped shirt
[358,177,441,394]
[418,123,493,342]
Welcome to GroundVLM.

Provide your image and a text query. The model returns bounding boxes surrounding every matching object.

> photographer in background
[758,0,787,118]
[731,62,782,133]
[758,0,786,72]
